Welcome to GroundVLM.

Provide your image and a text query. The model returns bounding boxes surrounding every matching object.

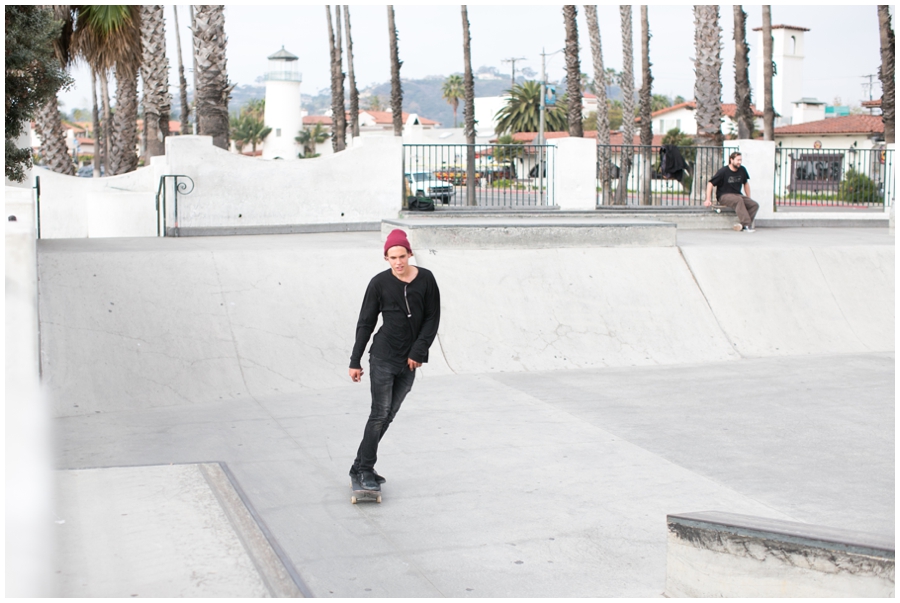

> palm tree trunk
[35,97,76,176]
[190,5,198,134]
[639,5,653,205]
[344,6,360,139]
[193,5,231,149]
[91,69,101,177]
[878,5,895,143]
[326,6,346,152]
[617,5,635,206]
[100,74,112,175]
[462,5,476,206]
[173,6,191,135]
[563,5,583,137]
[732,5,753,139]
[762,6,775,140]
[140,5,171,158]
[387,6,403,137]
[693,5,724,203]
[110,67,139,175]
[585,5,611,205]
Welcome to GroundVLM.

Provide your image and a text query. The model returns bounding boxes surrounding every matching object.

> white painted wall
[263,79,303,160]
[553,137,597,210]
[163,135,402,229]
[5,190,54,596]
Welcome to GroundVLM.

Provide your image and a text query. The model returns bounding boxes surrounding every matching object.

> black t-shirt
[709,165,749,200]
[349,267,441,369]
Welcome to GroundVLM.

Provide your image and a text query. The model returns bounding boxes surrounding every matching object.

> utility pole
[501,56,526,90]
[861,73,878,101]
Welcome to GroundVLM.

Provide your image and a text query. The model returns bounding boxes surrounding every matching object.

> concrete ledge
[383,216,676,249]
[166,221,380,237]
[666,511,895,597]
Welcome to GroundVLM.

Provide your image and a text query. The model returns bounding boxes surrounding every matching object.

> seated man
[704,151,759,232]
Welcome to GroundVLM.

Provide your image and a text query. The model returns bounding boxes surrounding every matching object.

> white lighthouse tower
[262,47,302,160]
[754,24,809,126]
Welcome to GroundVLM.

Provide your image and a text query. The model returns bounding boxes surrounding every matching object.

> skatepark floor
[42,228,894,597]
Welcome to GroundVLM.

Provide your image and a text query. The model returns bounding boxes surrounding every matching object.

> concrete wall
[5,187,54,596]
[164,135,402,231]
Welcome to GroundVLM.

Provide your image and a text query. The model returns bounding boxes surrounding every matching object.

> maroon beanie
[384,229,411,255]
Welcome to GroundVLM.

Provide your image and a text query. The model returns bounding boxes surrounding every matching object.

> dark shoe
[359,470,381,491]
[349,467,386,484]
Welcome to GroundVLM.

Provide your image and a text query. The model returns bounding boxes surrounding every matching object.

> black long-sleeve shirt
[349,267,441,369]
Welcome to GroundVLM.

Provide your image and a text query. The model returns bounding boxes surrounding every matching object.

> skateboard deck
[350,475,382,504]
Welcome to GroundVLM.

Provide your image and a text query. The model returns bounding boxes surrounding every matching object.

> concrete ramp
[415,247,739,373]
[681,245,894,357]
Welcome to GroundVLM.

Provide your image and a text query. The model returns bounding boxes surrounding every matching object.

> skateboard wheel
[351,496,358,504]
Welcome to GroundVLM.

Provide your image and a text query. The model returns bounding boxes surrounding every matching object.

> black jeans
[352,355,416,473]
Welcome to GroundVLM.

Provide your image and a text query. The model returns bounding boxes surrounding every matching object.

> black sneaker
[359,470,381,491]
[349,467,386,484]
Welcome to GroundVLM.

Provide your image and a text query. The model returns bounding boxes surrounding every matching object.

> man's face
[385,246,412,275]
[729,154,743,169]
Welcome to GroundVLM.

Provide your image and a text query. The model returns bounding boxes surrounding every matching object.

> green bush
[839,168,881,203]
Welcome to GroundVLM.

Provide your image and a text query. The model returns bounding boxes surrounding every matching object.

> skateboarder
[348,229,441,492]
[704,151,759,232]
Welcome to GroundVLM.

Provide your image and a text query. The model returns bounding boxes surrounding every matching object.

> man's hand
[407,358,422,371]
[349,368,363,382]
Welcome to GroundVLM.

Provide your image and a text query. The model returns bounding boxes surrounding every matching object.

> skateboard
[350,474,382,504]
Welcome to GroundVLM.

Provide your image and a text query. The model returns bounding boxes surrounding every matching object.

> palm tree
[344,6,359,139]
[732,6,753,139]
[230,112,271,155]
[140,5,170,159]
[617,5,636,205]
[172,6,190,135]
[693,4,724,202]
[585,5,611,204]
[295,123,329,158]
[442,74,464,128]
[326,5,346,152]
[461,5,476,206]
[762,6,774,140]
[563,5,583,137]
[638,5,653,205]
[878,5,894,144]
[387,6,403,136]
[494,81,567,135]
[193,5,231,149]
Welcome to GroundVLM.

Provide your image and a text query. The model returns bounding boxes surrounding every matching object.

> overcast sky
[58,4,889,117]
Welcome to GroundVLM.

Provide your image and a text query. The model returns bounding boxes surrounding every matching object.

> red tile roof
[774,114,884,135]
[650,101,764,119]
[302,111,440,127]
[751,24,810,32]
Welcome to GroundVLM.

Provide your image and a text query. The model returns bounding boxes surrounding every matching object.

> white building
[754,24,809,127]
[262,47,303,160]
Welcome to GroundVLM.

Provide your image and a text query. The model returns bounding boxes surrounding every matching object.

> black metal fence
[775,146,893,208]
[403,143,556,208]
[596,144,731,207]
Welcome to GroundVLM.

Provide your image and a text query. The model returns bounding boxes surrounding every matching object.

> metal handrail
[155,175,194,236]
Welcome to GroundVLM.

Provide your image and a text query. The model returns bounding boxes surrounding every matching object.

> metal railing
[775,146,893,208]
[155,175,194,236]
[596,144,731,207]
[403,143,556,208]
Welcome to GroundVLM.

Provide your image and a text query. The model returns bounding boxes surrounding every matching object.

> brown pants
[719,193,759,227]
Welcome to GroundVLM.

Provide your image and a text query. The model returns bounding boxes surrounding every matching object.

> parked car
[405,171,455,203]
[76,165,105,178]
